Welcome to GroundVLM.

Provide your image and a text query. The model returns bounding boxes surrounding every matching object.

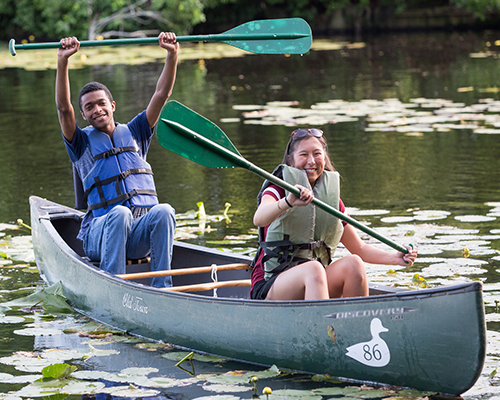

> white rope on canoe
[211,264,218,297]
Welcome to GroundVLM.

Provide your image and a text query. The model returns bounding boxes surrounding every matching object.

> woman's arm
[341,224,417,266]
[253,185,314,227]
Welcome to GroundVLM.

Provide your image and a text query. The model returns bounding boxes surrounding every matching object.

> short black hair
[78,82,114,112]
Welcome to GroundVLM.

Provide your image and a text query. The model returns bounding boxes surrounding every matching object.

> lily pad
[13,327,63,336]
[40,349,84,361]
[454,215,497,222]
[380,216,415,223]
[99,385,160,397]
[0,315,25,324]
[260,389,322,399]
[0,372,42,384]
[134,341,174,350]
[0,353,54,373]
[413,210,450,221]
[207,365,282,385]
[202,383,252,393]
[162,351,227,363]
[422,262,487,277]
[119,367,158,376]
[13,379,70,397]
[71,370,127,382]
[41,363,77,380]
[128,375,179,388]
[312,386,361,395]
[347,209,390,216]
[56,380,107,395]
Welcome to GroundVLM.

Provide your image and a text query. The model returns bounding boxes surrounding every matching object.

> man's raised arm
[146,32,179,128]
[56,37,80,142]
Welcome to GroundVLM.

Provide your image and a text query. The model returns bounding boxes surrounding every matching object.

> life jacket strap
[258,235,333,277]
[83,168,155,209]
[83,168,153,201]
[93,146,138,161]
[87,189,157,211]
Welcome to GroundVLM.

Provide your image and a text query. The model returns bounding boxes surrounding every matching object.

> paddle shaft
[117,262,249,280]
[162,119,409,254]
[9,32,308,55]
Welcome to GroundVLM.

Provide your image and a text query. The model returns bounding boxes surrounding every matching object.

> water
[1,29,500,398]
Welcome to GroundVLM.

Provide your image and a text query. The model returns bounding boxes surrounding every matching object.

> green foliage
[1,0,500,41]
[0,0,207,40]
[41,363,77,381]
[450,0,500,19]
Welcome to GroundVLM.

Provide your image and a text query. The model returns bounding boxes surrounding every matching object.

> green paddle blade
[156,101,242,168]
[217,18,312,55]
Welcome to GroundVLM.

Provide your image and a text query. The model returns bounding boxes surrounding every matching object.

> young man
[56,33,179,287]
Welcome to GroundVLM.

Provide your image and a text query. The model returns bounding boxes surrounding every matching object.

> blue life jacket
[82,124,158,217]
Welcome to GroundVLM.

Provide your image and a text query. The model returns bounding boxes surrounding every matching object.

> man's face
[80,90,116,131]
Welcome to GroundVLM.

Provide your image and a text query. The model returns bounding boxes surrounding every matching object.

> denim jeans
[83,204,176,288]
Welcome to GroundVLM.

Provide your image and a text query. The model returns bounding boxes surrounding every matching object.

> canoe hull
[30,196,486,395]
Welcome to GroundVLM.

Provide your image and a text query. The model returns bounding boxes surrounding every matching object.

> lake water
[1,29,500,398]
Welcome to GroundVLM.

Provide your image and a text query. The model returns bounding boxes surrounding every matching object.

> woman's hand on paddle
[158,32,179,54]
[288,185,313,207]
[58,37,80,59]
[397,244,418,266]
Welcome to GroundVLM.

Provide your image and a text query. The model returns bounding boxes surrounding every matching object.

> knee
[148,204,176,228]
[305,261,328,283]
[150,204,175,220]
[107,205,133,225]
[345,254,367,279]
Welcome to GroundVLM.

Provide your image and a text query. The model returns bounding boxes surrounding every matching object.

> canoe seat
[127,257,151,265]
[86,256,151,268]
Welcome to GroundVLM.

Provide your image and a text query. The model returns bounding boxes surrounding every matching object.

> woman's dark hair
[78,82,114,112]
[282,130,335,172]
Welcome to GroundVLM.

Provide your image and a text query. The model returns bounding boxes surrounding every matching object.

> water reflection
[1,29,500,397]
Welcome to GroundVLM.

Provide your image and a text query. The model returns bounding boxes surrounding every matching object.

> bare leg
[266,261,329,300]
[325,255,369,298]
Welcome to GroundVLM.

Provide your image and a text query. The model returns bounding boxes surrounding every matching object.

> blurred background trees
[1,0,499,42]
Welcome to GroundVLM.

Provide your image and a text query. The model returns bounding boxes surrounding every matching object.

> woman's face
[291,137,325,186]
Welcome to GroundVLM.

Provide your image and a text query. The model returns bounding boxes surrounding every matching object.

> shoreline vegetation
[0,40,364,71]
[1,1,500,45]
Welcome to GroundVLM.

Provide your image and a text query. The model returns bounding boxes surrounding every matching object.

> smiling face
[80,90,116,134]
[290,136,326,186]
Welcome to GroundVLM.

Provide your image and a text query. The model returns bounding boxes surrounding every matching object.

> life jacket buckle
[308,240,325,250]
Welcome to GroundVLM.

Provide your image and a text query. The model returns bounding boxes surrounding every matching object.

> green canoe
[30,195,486,395]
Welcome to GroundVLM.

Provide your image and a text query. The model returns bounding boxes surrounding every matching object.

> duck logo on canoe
[345,318,390,367]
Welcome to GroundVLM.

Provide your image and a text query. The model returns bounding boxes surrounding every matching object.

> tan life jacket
[262,165,344,280]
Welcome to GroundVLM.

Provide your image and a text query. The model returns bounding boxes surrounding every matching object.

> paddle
[9,18,311,56]
[156,101,409,254]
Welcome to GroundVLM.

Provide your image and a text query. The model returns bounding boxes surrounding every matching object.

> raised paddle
[9,18,311,56]
[156,101,409,254]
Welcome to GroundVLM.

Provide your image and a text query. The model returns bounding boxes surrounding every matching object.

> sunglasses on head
[291,128,323,139]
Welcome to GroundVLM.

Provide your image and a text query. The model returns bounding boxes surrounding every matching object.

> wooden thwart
[117,262,250,280]
[163,279,251,292]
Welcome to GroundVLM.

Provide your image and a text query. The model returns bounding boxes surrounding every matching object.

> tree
[450,0,500,19]
[0,0,207,41]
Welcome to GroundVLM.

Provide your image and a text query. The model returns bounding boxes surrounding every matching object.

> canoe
[29,195,486,395]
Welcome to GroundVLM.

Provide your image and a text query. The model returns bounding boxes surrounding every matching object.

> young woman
[250,128,418,300]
